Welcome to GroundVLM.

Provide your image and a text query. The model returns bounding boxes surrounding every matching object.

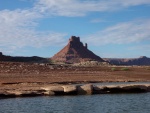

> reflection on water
[0,93,150,113]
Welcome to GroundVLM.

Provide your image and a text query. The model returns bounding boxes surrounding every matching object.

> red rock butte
[51,36,104,63]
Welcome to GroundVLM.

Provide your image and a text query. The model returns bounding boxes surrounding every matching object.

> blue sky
[0,0,150,58]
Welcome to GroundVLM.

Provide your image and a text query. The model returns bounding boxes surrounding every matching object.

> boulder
[43,90,55,96]
[62,85,77,94]
[6,91,22,96]
[41,86,64,95]
[146,85,150,92]
[93,85,107,94]
[77,84,93,95]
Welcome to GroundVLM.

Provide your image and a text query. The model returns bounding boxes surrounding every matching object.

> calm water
[82,82,150,86]
[0,93,150,113]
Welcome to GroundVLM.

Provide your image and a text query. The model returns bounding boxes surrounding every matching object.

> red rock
[51,36,104,63]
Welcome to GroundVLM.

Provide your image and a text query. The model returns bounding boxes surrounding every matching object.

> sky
[0,0,150,58]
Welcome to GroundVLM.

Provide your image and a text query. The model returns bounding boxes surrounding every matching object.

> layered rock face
[51,36,104,63]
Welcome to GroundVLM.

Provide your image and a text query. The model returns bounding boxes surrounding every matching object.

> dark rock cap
[0,52,3,56]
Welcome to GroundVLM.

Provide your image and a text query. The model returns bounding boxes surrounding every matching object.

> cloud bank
[0,5,66,54]
[35,0,150,17]
[85,19,150,45]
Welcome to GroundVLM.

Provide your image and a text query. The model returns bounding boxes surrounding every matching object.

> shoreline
[0,82,150,98]
[1,80,150,85]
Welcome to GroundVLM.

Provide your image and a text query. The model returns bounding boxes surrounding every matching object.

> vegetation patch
[111,67,117,71]
[120,67,129,71]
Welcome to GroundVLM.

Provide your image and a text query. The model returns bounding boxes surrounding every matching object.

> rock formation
[51,36,104,63]
[0,52,7,61]
[104,56,150,66]
[1,84,150,98]
[0,52,2,56]
[0,52,49,63]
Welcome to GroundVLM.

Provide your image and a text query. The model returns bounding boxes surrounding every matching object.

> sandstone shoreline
[0,83,150,98]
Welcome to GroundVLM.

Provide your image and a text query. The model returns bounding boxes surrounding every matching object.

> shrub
[120,67,129,71]
[111,67,117,71]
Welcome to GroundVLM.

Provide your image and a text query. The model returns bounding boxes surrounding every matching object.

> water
[93,81,150,86]
[0,93,150,113]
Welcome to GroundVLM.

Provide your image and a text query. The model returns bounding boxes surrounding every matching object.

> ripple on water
[0,93,150,113]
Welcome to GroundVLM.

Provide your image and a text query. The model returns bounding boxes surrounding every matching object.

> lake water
[80,81,150,86]
[0,93,150,113]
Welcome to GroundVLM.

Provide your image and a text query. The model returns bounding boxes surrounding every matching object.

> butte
[51,36,104,63]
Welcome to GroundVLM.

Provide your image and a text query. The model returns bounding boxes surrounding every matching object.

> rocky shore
[0,83,150,98]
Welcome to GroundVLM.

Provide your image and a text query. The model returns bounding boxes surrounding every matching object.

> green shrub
[120,67,129,71]
[111,67,117,71]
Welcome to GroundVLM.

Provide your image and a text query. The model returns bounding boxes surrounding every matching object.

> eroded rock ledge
[0,84,150,98]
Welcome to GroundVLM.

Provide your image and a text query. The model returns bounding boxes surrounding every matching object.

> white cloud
[0,9,41,27]
[35,0,150,17]
[0,9,67,54]
[85,19,150,45]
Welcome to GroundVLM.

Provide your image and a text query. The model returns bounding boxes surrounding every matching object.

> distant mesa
[0,52,48,63]
[51,36,104,63]
[139,56,147,59]
[104,56,150,66]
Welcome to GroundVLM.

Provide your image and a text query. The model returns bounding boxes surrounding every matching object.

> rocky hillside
[104,56,150,66]
[0,52,49,63]
[51,36,104,63]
